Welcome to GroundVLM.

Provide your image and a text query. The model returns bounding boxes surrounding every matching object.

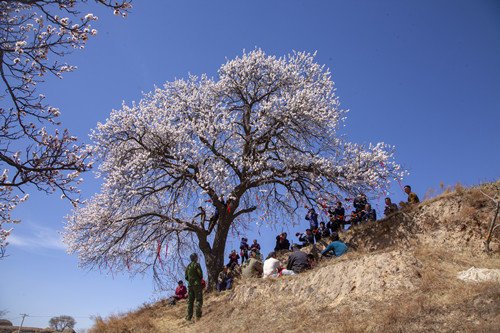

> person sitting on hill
[285,244,314,274]
[361,203,377,222]
[168,280,188,306]
[317,221,331,240]
[321,233,348,258]
[274,232,290,251]
[384,197,399,216]
[400,185,420,207]
[250,239,261,253]
[254,248,264,261]
[175,280,187,299]
[297,229,314,247]
[263,251,282,278]
[227,249,240,270]
[328,201,345,233]
[241,251,263,278]
[305,208,319,231]
[240,237,250,264]
[217,265,233,292]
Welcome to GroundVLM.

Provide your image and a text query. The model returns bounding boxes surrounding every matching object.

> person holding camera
[274,232,290,251]
[297,229,314,247]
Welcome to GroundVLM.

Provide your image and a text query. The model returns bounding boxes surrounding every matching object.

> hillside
[89,183,500,333]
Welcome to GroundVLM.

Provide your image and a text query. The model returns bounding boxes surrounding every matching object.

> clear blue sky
[2,1,499,331]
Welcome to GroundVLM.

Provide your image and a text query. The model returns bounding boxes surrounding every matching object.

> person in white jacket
[263,251,282,278]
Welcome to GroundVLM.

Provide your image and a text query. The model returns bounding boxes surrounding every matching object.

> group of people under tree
[178,185,419,321]
[295,185,420,247]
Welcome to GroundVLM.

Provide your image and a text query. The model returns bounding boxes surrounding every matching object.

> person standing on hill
[328,201,345,233]
[185,253,203,321]
[250,239,261,253]
[305,208,319,231]
[240,237,250,264]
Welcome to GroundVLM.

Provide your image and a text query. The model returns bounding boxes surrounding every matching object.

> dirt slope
[89,183,500,333]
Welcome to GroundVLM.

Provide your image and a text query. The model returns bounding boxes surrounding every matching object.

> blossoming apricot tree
[63,49,405,288]
[0,0,132,257]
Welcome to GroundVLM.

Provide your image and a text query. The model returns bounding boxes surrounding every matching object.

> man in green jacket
[185,253,203,321]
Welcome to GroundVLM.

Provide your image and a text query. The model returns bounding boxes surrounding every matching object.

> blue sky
[1,1,499,331]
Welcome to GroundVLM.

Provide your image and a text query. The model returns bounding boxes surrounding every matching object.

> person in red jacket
[174,280,187,300]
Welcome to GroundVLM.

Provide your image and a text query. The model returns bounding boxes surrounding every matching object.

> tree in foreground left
[0,0,132,257]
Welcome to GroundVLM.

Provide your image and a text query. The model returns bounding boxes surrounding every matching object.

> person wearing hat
[185,253,203,321]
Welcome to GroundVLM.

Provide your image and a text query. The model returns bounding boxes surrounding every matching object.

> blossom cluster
[0,0,132,257]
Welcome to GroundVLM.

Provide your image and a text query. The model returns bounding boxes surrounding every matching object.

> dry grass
[88,182,500,333]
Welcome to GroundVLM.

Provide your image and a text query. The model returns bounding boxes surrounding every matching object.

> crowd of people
[177,185,420,321]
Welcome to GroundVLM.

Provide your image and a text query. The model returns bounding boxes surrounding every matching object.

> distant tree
[63,49,405,289]
[49,315,76,331]
[0,0,132,257]
[480,184,500,253]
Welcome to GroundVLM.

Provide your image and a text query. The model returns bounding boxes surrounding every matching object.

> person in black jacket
[297,229,314,247]
[285,245,315,273]
[274,232,290,251]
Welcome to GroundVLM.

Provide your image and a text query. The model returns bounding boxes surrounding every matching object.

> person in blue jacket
[321,233,348,258]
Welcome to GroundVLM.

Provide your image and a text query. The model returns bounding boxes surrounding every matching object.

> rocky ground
[88,183,500,333]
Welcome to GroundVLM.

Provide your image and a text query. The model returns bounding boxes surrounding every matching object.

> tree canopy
[63,49,405,288]
[0,0,132,257]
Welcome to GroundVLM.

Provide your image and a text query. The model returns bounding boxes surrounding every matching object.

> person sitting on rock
[217,265,233,292]
[321,233,348,258]
[241,251,263,278]
[317,221,331,240]
[240,237,250,264]
[297,229,315,247]
[384,197,399,216]
[274,232,290,251]
[227,249,240,270]
[250,239,261,253]
[263,251,282,278]
[361,203,377,222]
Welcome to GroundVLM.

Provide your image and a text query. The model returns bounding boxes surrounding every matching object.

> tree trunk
[198,213,233,291]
